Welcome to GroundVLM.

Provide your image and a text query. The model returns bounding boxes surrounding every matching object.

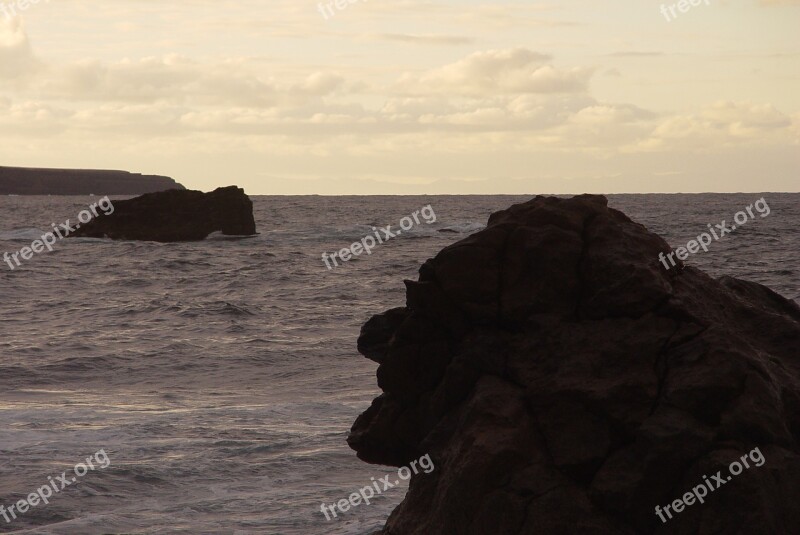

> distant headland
[0,166,185,195]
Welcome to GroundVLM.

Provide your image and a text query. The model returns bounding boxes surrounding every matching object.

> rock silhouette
[0,166,184,195]
[71,186,256,242]
[349,195,800,534]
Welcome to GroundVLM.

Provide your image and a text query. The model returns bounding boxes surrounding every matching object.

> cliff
[0,166,184,195]
[349,194,800,534]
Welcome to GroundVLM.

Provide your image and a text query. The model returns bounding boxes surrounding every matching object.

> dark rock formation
[349,195,800,534]
[0,166,184,195]
[71,186,256,242]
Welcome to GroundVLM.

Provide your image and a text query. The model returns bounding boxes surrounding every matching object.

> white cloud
[0,18,41,79]
[395,48,592,96]
[634,101,796,151]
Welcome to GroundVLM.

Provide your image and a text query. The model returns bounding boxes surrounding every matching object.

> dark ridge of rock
[0,166,184,195]
[348,194,800,535]
[70,186,256,242]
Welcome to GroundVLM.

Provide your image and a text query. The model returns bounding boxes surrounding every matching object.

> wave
[206,231,260,241]
[298,221,486,242]
[0,227,49,241]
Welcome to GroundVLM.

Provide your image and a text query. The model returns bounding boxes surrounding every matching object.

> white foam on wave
[206,231,260,241]
[437,222,485,233]
[0,228,48,241]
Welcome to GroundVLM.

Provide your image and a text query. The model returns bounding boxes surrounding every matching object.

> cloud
[2,40,793,160]
[0,18,41,79]
[757,0,800,5]
[15,55,345,108]
[605,52,665,57]
[455,4,579,29]
[395,48,592,96]
[362,33,475,45]
[634,101,796,151]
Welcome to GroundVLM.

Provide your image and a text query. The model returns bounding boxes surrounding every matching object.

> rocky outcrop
[349,195,800,534]
[0,166,184,195]
[71,186,256,242]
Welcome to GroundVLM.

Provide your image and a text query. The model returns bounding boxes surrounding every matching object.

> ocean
[0,194,797,535]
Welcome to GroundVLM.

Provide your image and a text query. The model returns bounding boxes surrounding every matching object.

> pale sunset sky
[0,0,798,194]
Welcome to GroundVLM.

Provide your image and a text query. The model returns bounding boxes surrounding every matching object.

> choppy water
[0,194,797,534]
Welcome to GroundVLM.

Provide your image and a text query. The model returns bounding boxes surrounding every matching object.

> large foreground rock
[71,186,256,242]
[349,195,800,534]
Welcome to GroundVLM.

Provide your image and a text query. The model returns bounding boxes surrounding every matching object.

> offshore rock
[71,186,256,242]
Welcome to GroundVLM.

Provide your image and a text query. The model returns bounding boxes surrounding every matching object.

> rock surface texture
[348,195,800,535]
[71,186,256,242]
[0,166,184,195]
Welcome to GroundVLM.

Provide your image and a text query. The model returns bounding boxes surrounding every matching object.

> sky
[0,0,798,194]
